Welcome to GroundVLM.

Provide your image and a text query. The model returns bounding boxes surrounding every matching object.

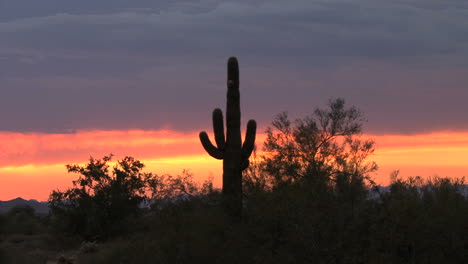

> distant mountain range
[0,197,49,215]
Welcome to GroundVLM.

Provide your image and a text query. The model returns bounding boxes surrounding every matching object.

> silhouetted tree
[49,155,158,240]
[262,98,377,191]
[242,148,271,196]
[199,57,257,220]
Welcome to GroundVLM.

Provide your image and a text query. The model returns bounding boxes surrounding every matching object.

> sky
[1,0,468,200]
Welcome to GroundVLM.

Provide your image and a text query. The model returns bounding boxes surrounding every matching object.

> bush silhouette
[262,98,377,191]
[49,155,159,240]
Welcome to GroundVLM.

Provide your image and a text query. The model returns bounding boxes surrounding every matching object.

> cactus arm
[199,131,224,159]
[212,108,225,149]
[241,119,257,160]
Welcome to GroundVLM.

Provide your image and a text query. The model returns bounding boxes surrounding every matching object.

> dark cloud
[1,0,467,63]
[0,0,467,134]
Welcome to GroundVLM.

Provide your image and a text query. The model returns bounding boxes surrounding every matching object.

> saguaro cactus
[199,57,257,219]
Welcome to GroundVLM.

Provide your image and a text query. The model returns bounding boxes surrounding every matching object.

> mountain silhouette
[0,197,49,215]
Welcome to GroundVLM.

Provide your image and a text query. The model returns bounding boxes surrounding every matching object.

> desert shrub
[70,173,468,264]
[2,205,41,235]
[261,98,377,191]
[76,193,228,264]
[49,155,214,241]
[49,155,159,240]
[367,176,468,263]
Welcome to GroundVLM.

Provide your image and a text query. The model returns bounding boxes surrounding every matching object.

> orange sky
[1,130,467,201]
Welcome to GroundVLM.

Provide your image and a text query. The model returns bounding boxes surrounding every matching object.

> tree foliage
[262,98,377,190]
[49,155,159,239]
[48,155,214,240]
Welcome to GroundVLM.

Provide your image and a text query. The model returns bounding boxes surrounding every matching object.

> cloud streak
[0,130,202,166]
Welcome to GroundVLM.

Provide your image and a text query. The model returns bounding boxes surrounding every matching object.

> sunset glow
[1,130,467,201]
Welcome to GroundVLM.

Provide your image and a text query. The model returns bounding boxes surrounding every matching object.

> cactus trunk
[199,57,256,220]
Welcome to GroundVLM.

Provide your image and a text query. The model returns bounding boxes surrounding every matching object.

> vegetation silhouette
[48,155,158,240]
[47,155,214,242]
[199,56,256,220]
[262,98,377,188]
[250,98,378,216]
